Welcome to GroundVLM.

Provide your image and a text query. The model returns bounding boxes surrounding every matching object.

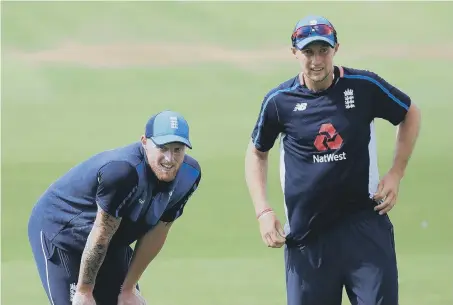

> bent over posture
[28,110,202,305]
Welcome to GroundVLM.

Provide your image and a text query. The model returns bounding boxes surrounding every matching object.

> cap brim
[296,36,335,50]
[151,135,192,149]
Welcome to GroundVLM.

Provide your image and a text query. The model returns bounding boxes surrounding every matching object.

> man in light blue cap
[292,15,337,50]
[245,14,421,305]
[290,15,339,87]
[28,110,201,305]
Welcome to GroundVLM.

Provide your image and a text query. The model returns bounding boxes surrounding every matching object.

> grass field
[2,1,453,304]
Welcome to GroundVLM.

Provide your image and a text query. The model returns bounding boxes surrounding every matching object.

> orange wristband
[256,208,273,219]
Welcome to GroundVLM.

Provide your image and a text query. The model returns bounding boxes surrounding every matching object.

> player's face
[293,42,339,84]
[142,138,186,182]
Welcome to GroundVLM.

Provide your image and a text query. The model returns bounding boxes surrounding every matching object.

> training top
[251,66,411,245]
[31,142,201,253]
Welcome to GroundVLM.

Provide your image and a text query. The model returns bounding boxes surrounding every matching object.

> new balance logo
[313,123,347,163]
[293,103,307,112]
[170,116,178,129]
[344,88,355,109]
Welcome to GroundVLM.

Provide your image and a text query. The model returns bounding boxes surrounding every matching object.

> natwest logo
[314,123,343,151]
[313,152,347,163]
[313,123,347,163]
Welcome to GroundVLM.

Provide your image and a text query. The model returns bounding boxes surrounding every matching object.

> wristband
[256,208,273,219]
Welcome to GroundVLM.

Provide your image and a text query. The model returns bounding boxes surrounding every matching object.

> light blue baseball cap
[291,15,337,50]
[145,110,192,149]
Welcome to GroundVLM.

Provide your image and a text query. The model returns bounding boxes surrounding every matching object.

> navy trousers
[28,214,138,305]
[285,210,398,305]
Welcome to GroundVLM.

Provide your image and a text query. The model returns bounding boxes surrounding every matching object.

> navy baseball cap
[145,110,192,149]
[291,15,336,50]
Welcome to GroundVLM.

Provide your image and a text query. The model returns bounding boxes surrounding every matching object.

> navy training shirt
[31,142,201,253]
[251,66,411,245]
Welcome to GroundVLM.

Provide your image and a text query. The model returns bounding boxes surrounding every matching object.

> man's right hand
[257,209,286,248]
[72,291,96,305]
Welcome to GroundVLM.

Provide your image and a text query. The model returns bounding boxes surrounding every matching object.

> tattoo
[78,207,121,286]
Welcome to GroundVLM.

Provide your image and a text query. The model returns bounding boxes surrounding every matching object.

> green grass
[2,2,453,305]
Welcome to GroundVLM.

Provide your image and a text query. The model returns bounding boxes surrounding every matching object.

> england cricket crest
[169,116,178,129]
[344,88,355,109]
[69,283,76,302]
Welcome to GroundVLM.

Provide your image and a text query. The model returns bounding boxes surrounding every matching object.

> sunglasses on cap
[291,24,335,42]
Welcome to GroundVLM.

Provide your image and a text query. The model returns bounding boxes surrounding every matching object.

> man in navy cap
[245,15,421,305]
[28,110,202,305]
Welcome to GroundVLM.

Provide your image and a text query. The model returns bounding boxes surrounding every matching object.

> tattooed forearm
[79,239,107,285]
[77,207,122,289]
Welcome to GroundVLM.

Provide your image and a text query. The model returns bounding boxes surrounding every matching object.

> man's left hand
[373,170,403,215]
[118,288,147,305]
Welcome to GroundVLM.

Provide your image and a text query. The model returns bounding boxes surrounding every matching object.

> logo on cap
[170,116,178,129]
[309,19,318,25]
